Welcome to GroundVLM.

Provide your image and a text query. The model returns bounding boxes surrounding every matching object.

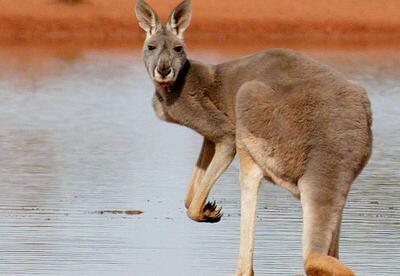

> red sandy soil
[0,0,399,46]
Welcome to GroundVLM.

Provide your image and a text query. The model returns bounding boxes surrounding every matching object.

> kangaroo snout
[156,65,172,78]
[154,65,174,83]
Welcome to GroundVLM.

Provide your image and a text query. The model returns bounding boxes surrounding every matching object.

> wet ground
[0,46,399,275]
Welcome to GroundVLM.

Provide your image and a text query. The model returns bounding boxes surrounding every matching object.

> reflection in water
[0,47,399,276]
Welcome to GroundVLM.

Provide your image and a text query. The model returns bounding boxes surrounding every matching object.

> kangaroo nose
[157,66,172,78]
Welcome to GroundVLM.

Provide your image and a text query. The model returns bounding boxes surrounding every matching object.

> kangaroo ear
[167,0,192,39]
[135,0,161,36]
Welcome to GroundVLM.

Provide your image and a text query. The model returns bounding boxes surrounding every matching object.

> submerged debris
[97,210,143,215]
[125,210,143,215]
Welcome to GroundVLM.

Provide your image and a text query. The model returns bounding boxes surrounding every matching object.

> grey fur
[136,1,372,275]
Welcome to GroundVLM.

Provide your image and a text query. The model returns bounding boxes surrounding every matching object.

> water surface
[0,46,399,275]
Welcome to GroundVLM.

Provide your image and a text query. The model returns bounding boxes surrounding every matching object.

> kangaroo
[135,1,372,275]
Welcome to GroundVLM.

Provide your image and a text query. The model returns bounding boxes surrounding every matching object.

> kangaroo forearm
[187,142,236,221]
[185,138,215,208]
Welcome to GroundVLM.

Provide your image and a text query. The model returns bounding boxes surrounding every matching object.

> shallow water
[0,46,399,276]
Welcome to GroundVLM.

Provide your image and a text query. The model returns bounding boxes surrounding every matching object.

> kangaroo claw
[187,200,223,223]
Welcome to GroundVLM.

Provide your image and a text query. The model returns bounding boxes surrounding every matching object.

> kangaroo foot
[187,200,223,223]
[305,252,355,276]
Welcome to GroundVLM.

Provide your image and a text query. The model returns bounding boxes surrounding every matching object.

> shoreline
[0,0,398,47]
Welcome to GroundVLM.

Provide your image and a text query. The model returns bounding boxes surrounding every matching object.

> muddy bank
[0,0,399,45]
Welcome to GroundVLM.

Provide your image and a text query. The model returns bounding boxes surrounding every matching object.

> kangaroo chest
[152,92,195,125]
[152,93,177,123]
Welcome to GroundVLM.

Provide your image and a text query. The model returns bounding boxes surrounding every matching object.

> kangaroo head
[135,0,192,85]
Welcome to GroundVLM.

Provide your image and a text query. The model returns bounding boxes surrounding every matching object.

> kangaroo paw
[305,252,355,276]
[187,200,223,223]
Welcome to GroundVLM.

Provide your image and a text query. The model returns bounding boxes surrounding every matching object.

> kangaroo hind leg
[236,148,263,276]
[328,212,342,259]
[300,172,355,276]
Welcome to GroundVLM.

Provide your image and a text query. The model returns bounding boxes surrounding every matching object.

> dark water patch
[96,210,143,215]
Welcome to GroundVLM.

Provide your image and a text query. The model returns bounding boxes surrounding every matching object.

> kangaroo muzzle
[154,60,175,83]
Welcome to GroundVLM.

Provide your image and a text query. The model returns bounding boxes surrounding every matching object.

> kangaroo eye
[147,45,156,51]
[174,46,183,53]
